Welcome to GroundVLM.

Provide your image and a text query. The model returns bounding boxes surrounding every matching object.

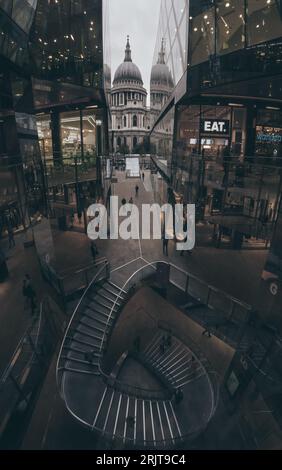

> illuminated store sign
[201,119,230,135]
[256,133,282,143]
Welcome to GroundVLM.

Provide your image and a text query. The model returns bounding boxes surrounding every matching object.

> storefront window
[200,105,231,158]
[216,0,245,55]
[36,114,53,165]
[255,109,282,159]
[231,108,246,157]
[247,0,282,46]
[176,105,200,163]
[82,110,97,164]
[61,111,81,164]
[189,5,215,66]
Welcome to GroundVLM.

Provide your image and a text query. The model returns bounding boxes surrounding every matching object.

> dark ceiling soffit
[33,94,107,113]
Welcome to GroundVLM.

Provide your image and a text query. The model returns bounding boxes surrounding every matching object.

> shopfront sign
[201,119,230,135]
[256,132,282,143]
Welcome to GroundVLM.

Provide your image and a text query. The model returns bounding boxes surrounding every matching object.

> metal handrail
[153,153,282,168]
[56,260,110,393]
[0,296,57,440]
[58,259,252,446]
[59,257,108,280]
[0,299,44,384]
[169,260,251,311]
[97,260,227,400]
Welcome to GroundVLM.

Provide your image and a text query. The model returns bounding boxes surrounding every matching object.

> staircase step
[108,280,128,295]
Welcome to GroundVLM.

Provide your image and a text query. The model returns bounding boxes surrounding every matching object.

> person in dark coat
[25,275,37,316]
[90,241,99,262]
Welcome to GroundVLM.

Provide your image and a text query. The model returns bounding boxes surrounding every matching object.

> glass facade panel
[247,0,282,46]
[152,0,188,87]
[175,105,200,163]
[30,0,103,88]
[189,6,215,66]
[61,111,81,164]
[37,114,53,165]
[0,0,37,33]
[151,106,175,164]
[255,109,282,159]
[216,0,245,54]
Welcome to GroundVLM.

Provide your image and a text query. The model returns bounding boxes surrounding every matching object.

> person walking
[7,224,15,249]
[174,388,184,405]
[25,274,37,316]
[162,234,169,256]
[142,172,145,181]
[135,185,139,197]
[129,196,133,204]
[22,279,29,310]
[165,332,172,348]
[70,211,74,229]
[90,241,98,262]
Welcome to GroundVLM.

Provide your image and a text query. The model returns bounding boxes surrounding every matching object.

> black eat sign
[201,119,230,135]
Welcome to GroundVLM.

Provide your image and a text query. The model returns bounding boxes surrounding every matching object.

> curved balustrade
[56,260,230,448]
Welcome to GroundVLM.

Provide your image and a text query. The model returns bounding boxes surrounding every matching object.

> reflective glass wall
[189,0,282,66]
[0,0,37,68]
[30,0,103,88]
[153,1,282,90]
[153,0,189,87]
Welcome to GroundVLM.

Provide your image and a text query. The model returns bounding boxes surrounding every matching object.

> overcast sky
[109,0,161,102]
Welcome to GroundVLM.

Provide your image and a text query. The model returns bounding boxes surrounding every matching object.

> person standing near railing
[24,274,37,316]
[222,146,230,186]
[90,241,99,263]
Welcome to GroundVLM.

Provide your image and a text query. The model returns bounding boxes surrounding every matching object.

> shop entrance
[200,137,229,158]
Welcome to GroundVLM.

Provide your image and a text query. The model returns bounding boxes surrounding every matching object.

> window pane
[216,0,245,55]
[189,7,215,66]
[247,0,282,46]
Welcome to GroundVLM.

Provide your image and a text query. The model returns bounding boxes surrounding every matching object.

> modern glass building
[150,0,282,252]
[0,0,111,237]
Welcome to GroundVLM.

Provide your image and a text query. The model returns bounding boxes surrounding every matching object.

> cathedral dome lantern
[113,36,143,85]
[150,39,174,89]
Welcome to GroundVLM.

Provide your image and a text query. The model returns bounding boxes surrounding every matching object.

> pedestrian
[7,225,15,249]
[165,333,172,348]
[191,356,197,376]
[135,185,139,197]
[22,279,29,309]
[202,328,212,338]
[133,336,141,353]
[126,416,135,428]
[162,235,169,256]
[180,237,193,256]
[85,350,97,363]
[78,212,82,224]
[25,275,37,316]
[179,220,192,256]
[70,211,74,228]
[174,388,184,405]
[159,340,166,354]
[90,241,98,262]
[222,146,230,185]
[129,196,133,204]
[142,172,145,181]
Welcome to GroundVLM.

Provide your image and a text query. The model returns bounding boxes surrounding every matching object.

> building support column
[51,112,62,167]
